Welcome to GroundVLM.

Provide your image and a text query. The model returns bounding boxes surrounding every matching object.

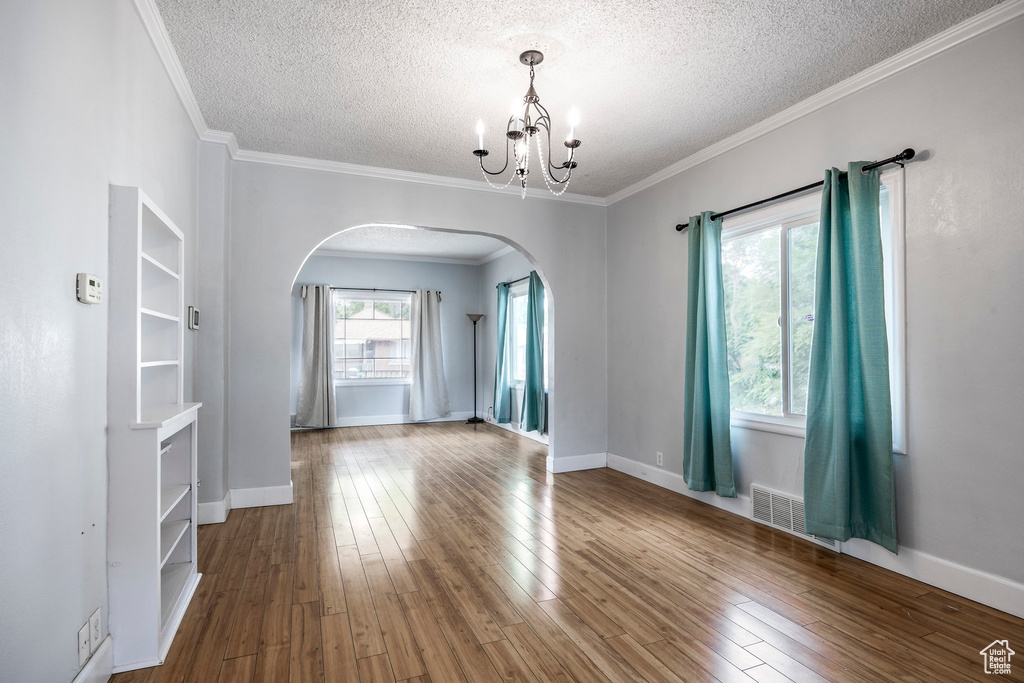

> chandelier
[473,50,581,198]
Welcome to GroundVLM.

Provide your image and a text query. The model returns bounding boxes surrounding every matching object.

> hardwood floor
[113,423,1024,682]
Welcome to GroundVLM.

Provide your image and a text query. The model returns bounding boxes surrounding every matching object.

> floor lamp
[466,313,485,424]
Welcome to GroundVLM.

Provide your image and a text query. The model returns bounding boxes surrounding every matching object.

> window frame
[721,167,907,454]
[331,289,413,387]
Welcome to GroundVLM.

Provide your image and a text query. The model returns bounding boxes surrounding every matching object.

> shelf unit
[107,186,202,672]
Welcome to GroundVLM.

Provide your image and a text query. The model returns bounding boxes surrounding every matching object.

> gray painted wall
[0,1,199,680]
[606,17,1024,584]
[290,254,487,421]
[223,163,607,492]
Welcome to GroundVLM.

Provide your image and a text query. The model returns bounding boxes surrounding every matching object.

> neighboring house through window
[332,290,412,384]
[720,168,906,452]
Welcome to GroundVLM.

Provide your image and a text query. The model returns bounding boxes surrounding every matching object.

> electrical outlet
[656,451,664,467]
[89,608,101,653]
[78,623,91,667]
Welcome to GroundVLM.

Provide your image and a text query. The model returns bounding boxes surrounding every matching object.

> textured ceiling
[156,0,1001,197]
[316,225,508,262]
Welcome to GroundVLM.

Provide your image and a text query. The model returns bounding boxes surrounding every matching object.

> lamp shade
[466,313,484,323]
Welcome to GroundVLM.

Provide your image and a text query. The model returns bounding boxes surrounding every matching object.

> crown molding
[231,148,608,206]
[313,248,494,266]
[478,245,517,264]
[132,0,209,136]
[605,0,1024,205]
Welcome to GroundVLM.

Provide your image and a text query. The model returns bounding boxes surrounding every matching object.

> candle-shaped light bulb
[510,100,522,131]
[568,107,580,141]
[476,119,484,149]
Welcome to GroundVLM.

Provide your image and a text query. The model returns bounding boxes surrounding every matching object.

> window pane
[788,222,819,415]
[331,293,411,381]
[345,359,370,379]
[722,227,782,415]
[513,295,527,383]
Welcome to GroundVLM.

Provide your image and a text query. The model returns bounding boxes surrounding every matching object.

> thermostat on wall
[76,273,103,304]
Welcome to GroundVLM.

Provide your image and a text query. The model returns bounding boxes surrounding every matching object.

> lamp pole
[466,314,484,424]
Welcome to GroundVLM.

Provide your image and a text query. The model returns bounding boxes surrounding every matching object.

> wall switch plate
[89,608,101,653]
[76,273,103,304]
[656,451,664,466]
[78,623,91,667]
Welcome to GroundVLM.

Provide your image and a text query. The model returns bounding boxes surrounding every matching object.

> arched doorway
[288,223,554,449]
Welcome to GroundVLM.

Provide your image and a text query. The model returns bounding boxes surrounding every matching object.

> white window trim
[722,167,907,454]
[332,289,413,386]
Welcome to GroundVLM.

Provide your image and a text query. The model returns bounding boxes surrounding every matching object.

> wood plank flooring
[112,423,1024,682]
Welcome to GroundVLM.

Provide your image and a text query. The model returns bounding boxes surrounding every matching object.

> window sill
[335,378,411,387]
[730,412,806,438]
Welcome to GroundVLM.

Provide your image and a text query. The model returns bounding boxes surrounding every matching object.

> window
[507,284,549,389]
[721,169,906,452]
[332,291,411,383]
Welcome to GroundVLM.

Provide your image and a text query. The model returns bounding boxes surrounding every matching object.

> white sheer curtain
[296,285,338,428]
[409,290,451,421]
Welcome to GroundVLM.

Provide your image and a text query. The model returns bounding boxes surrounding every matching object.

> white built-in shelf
[132,402,202,431]
[140,308,179,323]
[159,520,190,569]
[141,252,180,279]
[160,485,190,522]
[160,563,193,627]
[109,185,199,672]
[141,360,179,368]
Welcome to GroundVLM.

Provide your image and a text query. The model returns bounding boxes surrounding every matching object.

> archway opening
[288,223,554,450]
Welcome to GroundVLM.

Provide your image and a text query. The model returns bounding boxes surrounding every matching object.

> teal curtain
[520,271,545,433]
[803,162,897,554]
[493,283,512,424]
[683,212,736,497]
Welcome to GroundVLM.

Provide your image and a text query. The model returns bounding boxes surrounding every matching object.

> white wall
[224,162,607,492]
[196,141,231,504]
[607,16,1024,596]
[0,1,199,680]
[290,254,486,422]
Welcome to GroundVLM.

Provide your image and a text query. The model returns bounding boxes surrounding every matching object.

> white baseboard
[293,411,475,429]
[606,453,751,517]
[547,452,608,474]
[606,452,1024,619]
[483,415,549,445]
[840,539,1024,619]
[229,482,294,509]
[73,635,112,683]
[197,490,230,525]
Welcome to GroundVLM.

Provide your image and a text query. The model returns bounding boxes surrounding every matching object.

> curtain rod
[329,286,427,294]
[674,148,916,232]
[496,275,530,289]
[301,286,440,298]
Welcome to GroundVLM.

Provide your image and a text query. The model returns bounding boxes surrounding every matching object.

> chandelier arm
[478,136,512,176]
[539,120,572,184]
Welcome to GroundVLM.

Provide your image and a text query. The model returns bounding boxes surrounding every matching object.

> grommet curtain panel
[493,283,512,424]
[296,284,339,429]
[803,162,897,553]
[409,290,452,421]
[683,212,736,497]
[520,271,546,433]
